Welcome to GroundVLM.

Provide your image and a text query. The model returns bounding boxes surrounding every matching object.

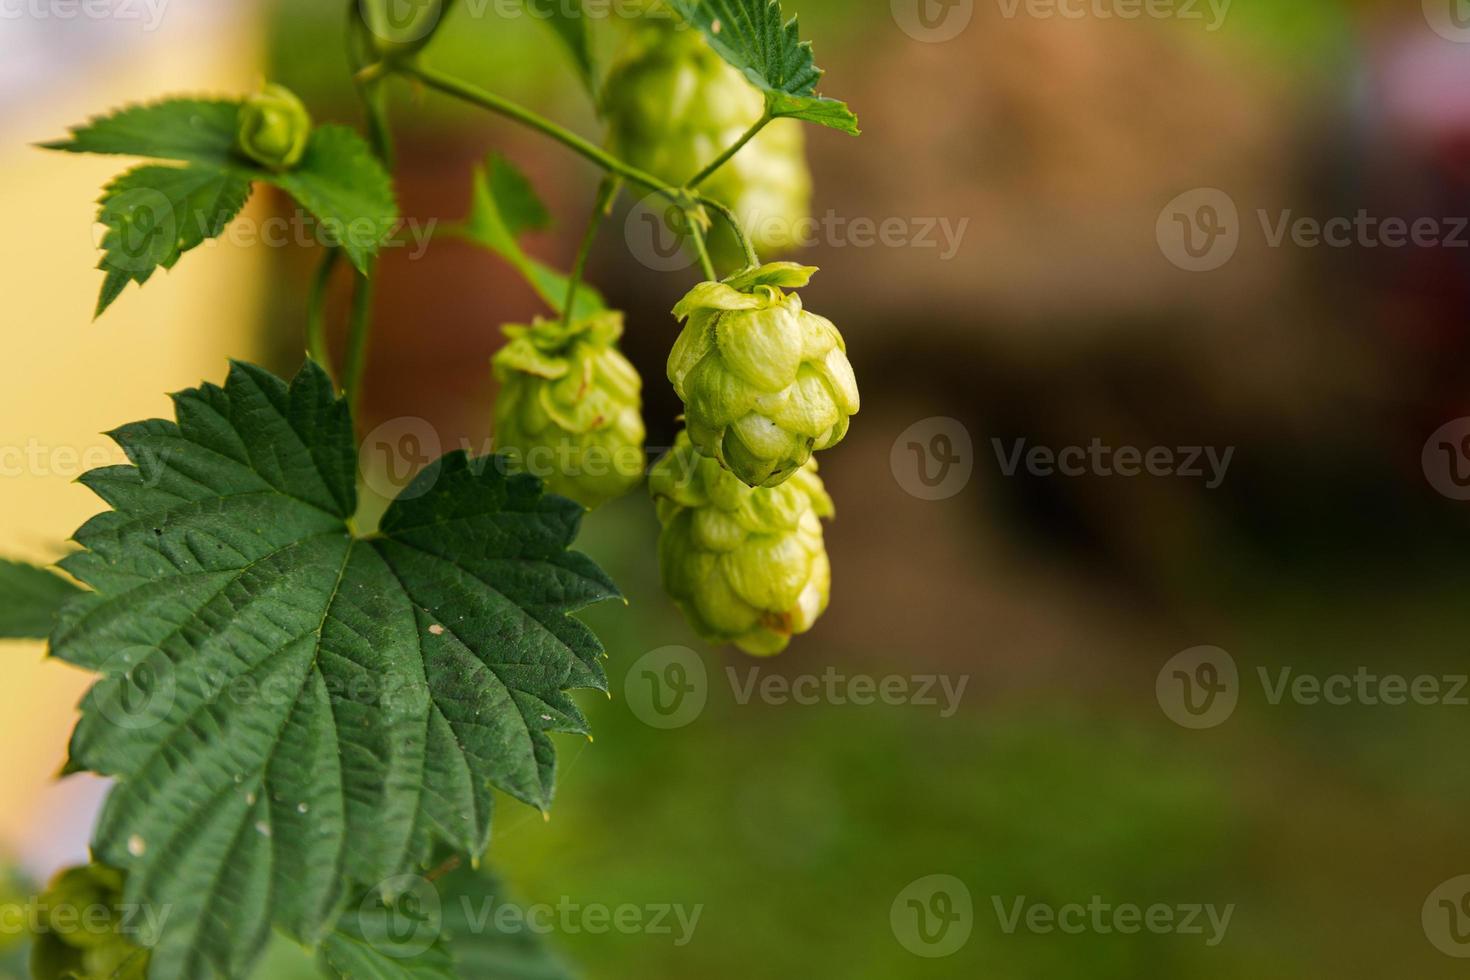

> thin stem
[306,248,342,381]
[687,110,770,189]
[687,222,717,281]
[563,176,621,325]
[398,63,678,202]
[343,271,375,418]
[697,196,760,271]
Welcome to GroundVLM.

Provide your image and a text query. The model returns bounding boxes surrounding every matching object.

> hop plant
[30,864,149,980]
[603,19,812,256]
[669,262,859,488]
[235,83,311,170]
[651,431,833,655]
[493,310,647,509]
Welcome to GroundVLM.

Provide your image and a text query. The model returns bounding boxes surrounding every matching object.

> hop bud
[236,83,311,171]
[30,863,149,980]
[493,311,646,509]
[651,431,833,655]
[603,21,811,256]
[668,263,859,488]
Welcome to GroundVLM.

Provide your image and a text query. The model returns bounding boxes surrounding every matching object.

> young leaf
[94,165,253,317]
[0,557,82,639]
[665,0,859,134]
[51,360,618,980]
[263,125,400,276]
[523,0,599,100]
[443,155,605,319]
[47,97,400,310]
[41,98,243,167]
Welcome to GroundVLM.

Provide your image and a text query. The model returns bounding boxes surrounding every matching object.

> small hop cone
[30,863,149,980]
[603,20,812,256]
[236,83,311,171]
[669,263,859,488]
[493,311,646,509]
[651,431,833,655]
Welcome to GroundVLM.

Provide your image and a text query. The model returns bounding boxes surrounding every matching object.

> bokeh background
[4,0,1470,976]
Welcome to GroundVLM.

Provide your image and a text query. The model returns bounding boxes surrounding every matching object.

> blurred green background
[6,0,1470,976]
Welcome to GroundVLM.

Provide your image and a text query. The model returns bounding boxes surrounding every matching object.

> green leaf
[93,164,253,316]
[263,125,399,276]
[437,865,578,980]
[48,97,400,309]
[444,155,605,319]
[523,0,599,100]
[665,0,859,134]
[40,98,243,166]
[51,360,618,980]
[0,557,83,639]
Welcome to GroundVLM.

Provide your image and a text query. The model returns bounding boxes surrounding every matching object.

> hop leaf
[663,0,859,134]
[651,431,832,655]
[668,262,859,487]
[51,360,618,980]
[0,557,82,639]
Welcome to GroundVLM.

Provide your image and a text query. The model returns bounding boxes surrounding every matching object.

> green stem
[343,271,375,418]
[306,248,342,381]
[563,176,621,325]
[687,222,717,281]
[398,63,677,202]
[697,196,760,271]
[687,111,770,189]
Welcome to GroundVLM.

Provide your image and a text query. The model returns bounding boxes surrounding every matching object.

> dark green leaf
[264,125,399,276]
[93,165,253,316]
[444,155,605,319]
[0,558,83,640]
[665,0,859,134]
[41,98,243,166]
[51,360,617,980]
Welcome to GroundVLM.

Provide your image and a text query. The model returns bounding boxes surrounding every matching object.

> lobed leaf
[51,360,617,980]
[665,0,859,134]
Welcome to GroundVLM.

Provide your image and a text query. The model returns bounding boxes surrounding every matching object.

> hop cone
[668,263,859,488]
[651,431,833,655]
[235,83,311,171]
[603,20,811,256]
[493,311,646,509]
[30,864,149,980]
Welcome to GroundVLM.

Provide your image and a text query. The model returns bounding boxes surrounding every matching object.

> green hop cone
[235,83,311,171]
[669,262,859,488]
[603,21,811,257]
[493,310,646,509]
[651,431,833,655]
[30,863,149,980]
